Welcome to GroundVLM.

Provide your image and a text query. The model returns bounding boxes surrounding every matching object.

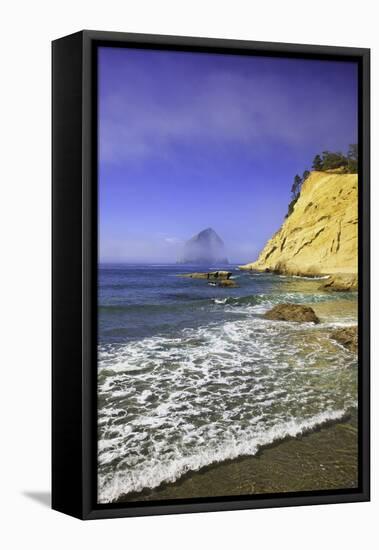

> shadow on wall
[22,491,51,508]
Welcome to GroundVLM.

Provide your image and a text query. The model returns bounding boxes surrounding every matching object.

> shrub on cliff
[286,145,357,219]
[286,171,310,217]
[311,145,358,174]
[319,151,348,171]
[286,197,298,218]
[290,174,302,200]
[347,143,358,173]
[312,154,323,171]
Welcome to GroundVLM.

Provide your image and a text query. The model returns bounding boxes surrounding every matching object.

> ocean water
[98,264,358,503]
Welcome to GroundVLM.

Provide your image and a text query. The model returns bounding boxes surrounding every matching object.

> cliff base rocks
[240,171,357,280]
[320,274,358,292]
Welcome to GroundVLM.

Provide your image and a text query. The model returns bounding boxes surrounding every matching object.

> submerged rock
[330,326,358,353]
[264,303,320,323]
[320,274,358,292]
[217,279,238,288]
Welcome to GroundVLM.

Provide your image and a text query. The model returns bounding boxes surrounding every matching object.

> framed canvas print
[52,30,370,519]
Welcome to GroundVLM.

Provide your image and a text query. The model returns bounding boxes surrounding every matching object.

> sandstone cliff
[241,171,357,276]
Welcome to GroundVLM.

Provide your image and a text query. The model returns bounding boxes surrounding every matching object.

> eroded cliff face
[241,171,358,276]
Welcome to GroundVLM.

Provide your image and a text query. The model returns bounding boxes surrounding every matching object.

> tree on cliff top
[311,145,358,173]
[320,151,348,171]
[312,154,323,171]
[302,170,310,182]
[347,143,358,173]
[286,145,357,218]
[286,147,358,218]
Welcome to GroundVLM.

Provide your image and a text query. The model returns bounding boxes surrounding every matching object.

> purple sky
[98,47,358,263]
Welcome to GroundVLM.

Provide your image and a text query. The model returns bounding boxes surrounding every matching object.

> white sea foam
[292,275,331,280]
[214,298,228,305]
[323,321,358,328]
[210,291,355,317]
[98,408,349,503]
[276,274,330,281]
[98,309,357,502]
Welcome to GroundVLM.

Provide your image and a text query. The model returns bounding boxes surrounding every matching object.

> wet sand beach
[118,413,358,502]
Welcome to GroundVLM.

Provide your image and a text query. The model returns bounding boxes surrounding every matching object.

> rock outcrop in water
[179,228,228,265]
[320,273,358,292]
[240,171,357,278]
[263,304,320,323]
[217,279,238,288]
[181,271,232,280]
[330,326,358,352]
[180,270,238,288]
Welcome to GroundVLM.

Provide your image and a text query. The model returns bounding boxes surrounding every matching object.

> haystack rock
[240,171,357,277]
[179,228,228,265]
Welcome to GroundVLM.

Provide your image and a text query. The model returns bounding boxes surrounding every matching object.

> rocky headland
[238,170,358,332]
[240,171,358,281]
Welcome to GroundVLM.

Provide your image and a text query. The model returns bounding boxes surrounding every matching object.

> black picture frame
[52,30,370,520]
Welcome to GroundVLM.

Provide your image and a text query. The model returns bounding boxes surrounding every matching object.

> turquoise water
[98,264,358,503]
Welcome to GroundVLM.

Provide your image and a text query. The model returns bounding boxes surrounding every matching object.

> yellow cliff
[241,171,358,277]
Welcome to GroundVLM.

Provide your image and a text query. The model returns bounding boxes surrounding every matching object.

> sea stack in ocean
[179,227,228,265]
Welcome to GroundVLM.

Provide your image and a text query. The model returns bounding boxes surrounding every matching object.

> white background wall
[0,1,376,548]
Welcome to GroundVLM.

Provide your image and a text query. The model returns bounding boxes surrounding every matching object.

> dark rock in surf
[330,326,358,353]
[181,270,232,280]
[180,270,237,287]
[217,279,238,288]
[264,303,320,323]
[320,274,358,292]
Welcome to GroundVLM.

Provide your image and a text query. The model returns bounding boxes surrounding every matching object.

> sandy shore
[117,413,358,503]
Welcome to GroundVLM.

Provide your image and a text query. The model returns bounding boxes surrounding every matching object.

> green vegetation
[291,174,302,201]
[312,154,323,171]
[286,144,357,218]
[347,144,358,173]
[312,144,358,173]
[287,171,311,217]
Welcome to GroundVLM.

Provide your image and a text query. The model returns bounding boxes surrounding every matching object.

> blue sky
[98,47,357,263]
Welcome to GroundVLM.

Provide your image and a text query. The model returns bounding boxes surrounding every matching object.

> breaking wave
[98,314,357,502]
[212,291,355,313]
[99,408,349,502]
